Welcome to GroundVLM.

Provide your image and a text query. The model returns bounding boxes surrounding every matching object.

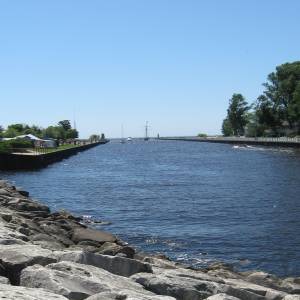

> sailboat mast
[144,121,149,141]
[121,124,125,143]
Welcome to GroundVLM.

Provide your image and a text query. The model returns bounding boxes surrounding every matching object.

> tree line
[0,120,79,140]
[222,61,300,137]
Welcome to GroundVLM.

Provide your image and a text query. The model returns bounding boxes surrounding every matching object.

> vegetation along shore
[221,61,300,138]
[0,120,108,170]
[0,179,299,300]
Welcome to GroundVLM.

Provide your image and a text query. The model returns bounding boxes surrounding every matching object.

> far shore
[159,136,300,148]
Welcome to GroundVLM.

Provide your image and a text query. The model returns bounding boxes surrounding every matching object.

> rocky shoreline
[0,179,299,300]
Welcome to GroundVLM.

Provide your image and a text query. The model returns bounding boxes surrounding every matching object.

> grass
[37,144,80,154]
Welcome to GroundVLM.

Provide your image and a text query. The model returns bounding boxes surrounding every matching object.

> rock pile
[0,179,299,299]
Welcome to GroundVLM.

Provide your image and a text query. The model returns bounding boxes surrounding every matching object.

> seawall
[159,137,300,148]
[0,140,108,170]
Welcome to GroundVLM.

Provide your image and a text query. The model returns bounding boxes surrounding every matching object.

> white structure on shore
[2,134,56,148]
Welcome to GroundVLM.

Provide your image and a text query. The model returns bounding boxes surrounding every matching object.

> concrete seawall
[0,140,108,170]
[160,137,300,148]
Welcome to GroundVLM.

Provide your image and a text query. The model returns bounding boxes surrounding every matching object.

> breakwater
[0,179,299,299]
[0,140,108,170]
[159,137,300,148]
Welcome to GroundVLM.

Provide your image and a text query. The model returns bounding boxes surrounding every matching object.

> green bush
[0,141,12,153]
[198,133,207,138]
[0,139,33,153]
[8,138,33,148]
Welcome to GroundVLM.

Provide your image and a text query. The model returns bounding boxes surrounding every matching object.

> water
[1,140,300,277]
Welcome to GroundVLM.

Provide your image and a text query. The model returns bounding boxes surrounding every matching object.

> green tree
[0,126,3,138]
[58,120,72,131]
[223,94,249,136]
[24,125,43,137]
[221,118,233,136]
[254,95,279,135]
[3,127,19,138]
[89,134,100,142]
[66,129,79,139]
[44,126,65,140]
[7,123,25,133]
[259,61,300,134]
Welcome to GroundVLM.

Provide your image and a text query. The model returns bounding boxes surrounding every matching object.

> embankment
[0,179,299,299]
[159,137,300,148]
[0,140,108,170]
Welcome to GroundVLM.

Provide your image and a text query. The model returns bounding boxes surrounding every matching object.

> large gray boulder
[55,250,152,277]
[20,261,156,300]
[0,244,56,284]
[0,276,10,284]
[281,278,300,294]
[0,222,28,245]
[131,271,222,300]
[246,272,282,290]
[0,283,68,299]
[283,296,300,300]
[222,278,287,300]
[86,290,176,299]
[5,197,50,213]
[206,294,241,300]
[131,267,286,300]
[72,227,117,244]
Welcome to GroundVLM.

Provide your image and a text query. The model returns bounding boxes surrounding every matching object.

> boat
[127,137,132,142]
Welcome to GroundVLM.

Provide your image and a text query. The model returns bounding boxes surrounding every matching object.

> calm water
[1,140,300,277]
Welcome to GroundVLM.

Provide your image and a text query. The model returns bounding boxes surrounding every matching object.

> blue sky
[1,0,300,138]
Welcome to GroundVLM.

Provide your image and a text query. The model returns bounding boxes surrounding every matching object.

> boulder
[0,244,56,284]
[131,271,222,300]
[246,272,281,290]
[71,227,117,244]
[142,256,178,270]
[86,290,176,299]
[0,276,10,284]
[0,223,28,245]
[6,198,50,213]
[222,278,287,300]
[207,269,244,280]
[17,189,29,197]
[283,296,300,300]
[55,250,152,277]
[0,283,68,299]
[281,278,300,294]
[20,261,156,300]
[0,213,12,222]
[131,268,283,300]
[97,242,135,258]
[206,294,241,300]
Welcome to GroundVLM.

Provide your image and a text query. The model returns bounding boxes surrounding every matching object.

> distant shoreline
[0,140,109,170]
[159,136,300,148]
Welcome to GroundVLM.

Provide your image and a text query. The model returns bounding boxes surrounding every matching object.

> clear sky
[1,0,300,138]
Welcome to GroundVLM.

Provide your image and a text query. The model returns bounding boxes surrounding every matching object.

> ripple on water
[1,140,300,276]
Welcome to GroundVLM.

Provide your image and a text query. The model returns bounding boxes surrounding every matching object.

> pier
[159,136,300,148]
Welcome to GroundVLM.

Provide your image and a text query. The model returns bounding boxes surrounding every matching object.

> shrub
[8,138,33,148]
[0,139,33,154]
[198,133,207,138]
[0,141,12,153]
